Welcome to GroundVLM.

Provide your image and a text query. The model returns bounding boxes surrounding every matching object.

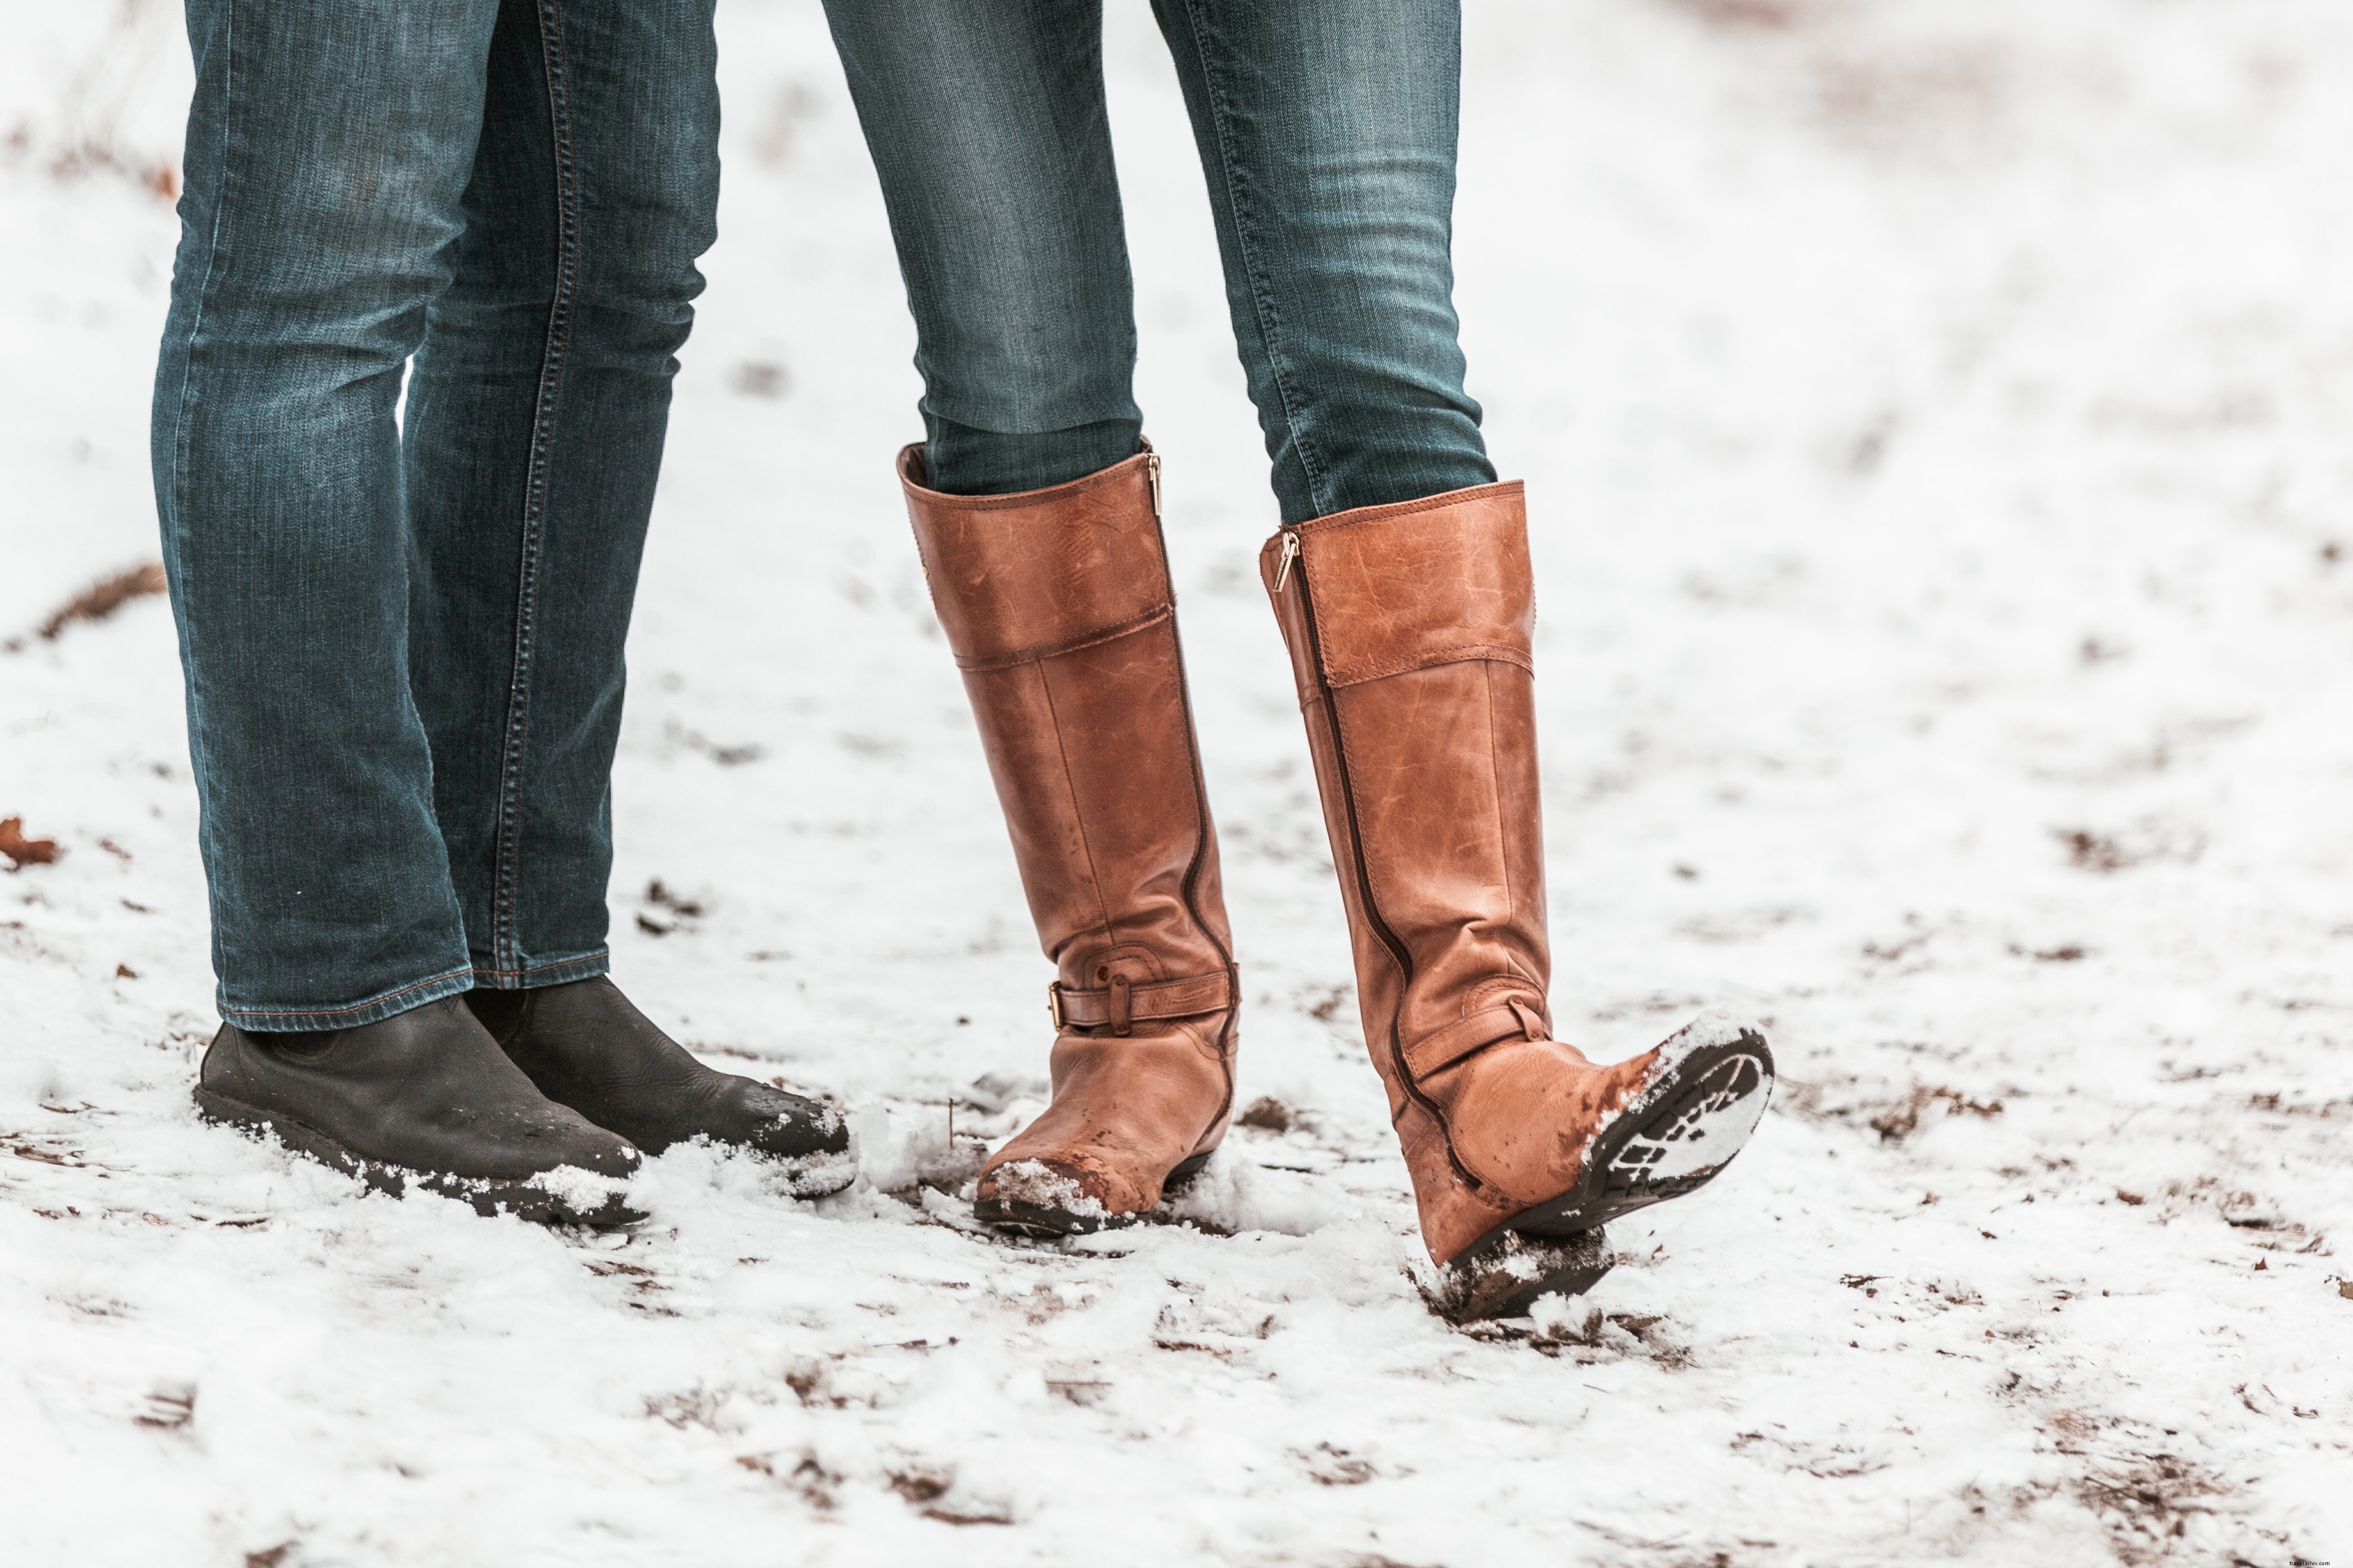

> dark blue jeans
[821,0,1496,521]
[153,0,720,1029]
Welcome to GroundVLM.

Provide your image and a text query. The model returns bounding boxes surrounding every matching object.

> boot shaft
[899,445,1235,1025]
[1260,482,1552,1091]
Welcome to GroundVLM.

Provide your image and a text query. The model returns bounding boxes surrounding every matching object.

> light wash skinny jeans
[822,0,1496,520]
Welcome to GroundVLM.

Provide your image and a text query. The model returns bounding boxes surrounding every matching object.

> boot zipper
[1146,451,1163,521]
[1283,530,1481,1191]
[1273,528,1301,592]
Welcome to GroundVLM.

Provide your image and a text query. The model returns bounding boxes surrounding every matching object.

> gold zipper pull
[1273,529,1301,592]
[1144,451,1163,521]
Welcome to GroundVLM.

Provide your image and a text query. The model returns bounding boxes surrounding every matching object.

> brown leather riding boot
[900,444,1239,1233]
[1261,482,1774,1314]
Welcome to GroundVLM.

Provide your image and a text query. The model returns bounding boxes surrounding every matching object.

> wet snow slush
[2,1,2349,1563]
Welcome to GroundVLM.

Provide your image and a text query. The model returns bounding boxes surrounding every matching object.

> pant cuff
[469,947,611,991]
[218,963,475,1032]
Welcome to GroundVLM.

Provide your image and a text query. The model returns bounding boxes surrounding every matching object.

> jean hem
[218,963,476,1032]
[469,946,610,991]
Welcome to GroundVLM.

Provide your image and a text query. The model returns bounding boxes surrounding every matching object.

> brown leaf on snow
[1667,0,1804,29]
[1236,1096,1293,1132]
[1869,1083,2005,1142]
[2054,821,2205,874]
[1,817,62,870]
[32,561,168,642]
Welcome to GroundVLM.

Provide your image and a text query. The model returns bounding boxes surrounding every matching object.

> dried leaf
[35,561,167,641]
[1,817,62,870]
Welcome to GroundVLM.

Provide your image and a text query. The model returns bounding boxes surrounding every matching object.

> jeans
[821,0,1495,522]
[153,0,720,1029]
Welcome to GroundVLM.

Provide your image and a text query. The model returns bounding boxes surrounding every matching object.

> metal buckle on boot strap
[1047,983,1066,1030]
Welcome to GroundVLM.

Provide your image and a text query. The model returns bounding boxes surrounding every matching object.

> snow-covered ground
[4,1,2350,1562]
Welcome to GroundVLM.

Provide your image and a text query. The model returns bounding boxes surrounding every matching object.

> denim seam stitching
[1170,0,1331,518]
[169,0,238,991]
[904,450,1153,513]
[470,946,609,981]
[220,963,474,1022]
[492,0,584,975]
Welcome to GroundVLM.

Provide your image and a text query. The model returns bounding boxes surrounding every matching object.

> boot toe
[510,1160,647,1228]
[549,1126,644,1182]
[975,1154,1136,1233]
[467,1115,646,1226]
[720,1080,851,1160]
[708,1080,857,1195]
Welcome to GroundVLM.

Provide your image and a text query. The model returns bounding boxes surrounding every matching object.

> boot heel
[1163,1147,1215,1191]
[194,1086,376,1186]
[1423,1227,1614,1323]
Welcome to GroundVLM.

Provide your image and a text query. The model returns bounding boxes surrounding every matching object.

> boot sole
[1420,1225,1617,1324]
[763,1146,859,1199]
[194,1088,646,1228]
[975,1147,1216,1236]
[1438,1019,1774,1318]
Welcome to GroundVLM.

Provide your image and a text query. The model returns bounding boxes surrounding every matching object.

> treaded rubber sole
[1439,1018,1774,1318]
[1490,1019,1773,1244]
[194,1087,646,1228]
[975,1147,1216,1236]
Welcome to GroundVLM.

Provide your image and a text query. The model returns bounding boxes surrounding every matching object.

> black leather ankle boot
[463,978,854,1194]
[195,995,644,1226]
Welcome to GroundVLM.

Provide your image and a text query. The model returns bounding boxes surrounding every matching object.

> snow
[986,1160,1110,1223]
[518,1161,640,1216]
[4,0,2351,1562]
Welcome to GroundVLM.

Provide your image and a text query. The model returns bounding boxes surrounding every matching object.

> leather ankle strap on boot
[1401,997,1549,1082]
[1050,968,1237,1036]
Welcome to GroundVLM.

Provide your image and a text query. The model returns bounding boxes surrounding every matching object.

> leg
[404,0,719,991]
[1148,0,1776,1309]
[154,0,499,1028]
[403,0,851,1182]
[155,0,644,1219]
[1152,0,1497,522]
[899,447,1238,1232]
[821,0,1142,494]
[1263,491,1775,1311]
[823,0,1238,1228]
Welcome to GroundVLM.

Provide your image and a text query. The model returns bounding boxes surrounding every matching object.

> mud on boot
[901,446,1240,1235]
[977,1146,1217,1237]
[1473,1013,1775,1244]
[1419,1226,1616,1325]
[193,995,644,1226]
[1261,485,1776,1321]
